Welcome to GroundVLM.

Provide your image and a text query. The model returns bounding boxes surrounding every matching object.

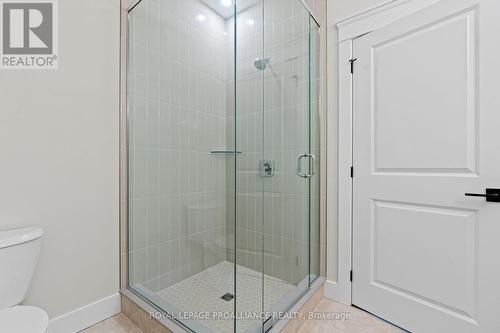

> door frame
[325,0,441,305]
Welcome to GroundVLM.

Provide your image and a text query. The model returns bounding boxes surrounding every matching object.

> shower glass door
[261,0,310,325]
[260,3,320,330]
[234,0,321,331]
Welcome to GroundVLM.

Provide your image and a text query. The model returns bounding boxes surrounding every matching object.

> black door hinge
[350,166,354,178]
[350,270,353,282]
[349,58,357,74]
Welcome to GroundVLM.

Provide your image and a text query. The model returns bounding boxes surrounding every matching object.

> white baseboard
[324,279,351,306]
[49,293,121,333]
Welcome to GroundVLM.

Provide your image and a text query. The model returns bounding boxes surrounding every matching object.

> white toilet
[0,227,49,333]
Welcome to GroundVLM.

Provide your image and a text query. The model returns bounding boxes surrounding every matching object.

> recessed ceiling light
[246,19,255,26]
[196,14,206,22]
[221,0,232,7]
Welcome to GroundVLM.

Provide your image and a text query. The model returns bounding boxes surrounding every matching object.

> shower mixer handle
[297,153,315,179]
[260,160,275,177]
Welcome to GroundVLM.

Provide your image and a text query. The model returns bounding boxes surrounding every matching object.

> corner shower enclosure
[126,0,321,332]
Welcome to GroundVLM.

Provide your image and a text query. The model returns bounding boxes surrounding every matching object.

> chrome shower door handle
[297,154,307,178]
[309,154,316,177]
[297,153,315,179]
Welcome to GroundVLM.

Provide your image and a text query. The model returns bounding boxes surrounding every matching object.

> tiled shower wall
[226,0,322,285]
[128,0,229,292]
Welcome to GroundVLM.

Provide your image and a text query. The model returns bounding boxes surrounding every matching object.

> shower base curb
[267,277,325,333]
[121,289,185,333]
[121,277,325,333]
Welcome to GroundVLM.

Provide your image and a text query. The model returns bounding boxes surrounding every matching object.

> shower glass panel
[128,1,235,332]
[233,1,265,332]
[127,1,320,332]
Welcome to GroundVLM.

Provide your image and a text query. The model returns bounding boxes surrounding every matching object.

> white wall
[329,0,389,21]
[0,0,120,319]
[326,0,389,282]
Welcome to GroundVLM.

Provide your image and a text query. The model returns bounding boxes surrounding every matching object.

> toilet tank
[0,228,43,310]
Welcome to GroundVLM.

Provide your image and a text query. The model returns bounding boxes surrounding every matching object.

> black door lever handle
[465,189,500,202]
[465,193,499,198]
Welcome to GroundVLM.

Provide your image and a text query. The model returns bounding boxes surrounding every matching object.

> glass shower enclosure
[127,0,321,332]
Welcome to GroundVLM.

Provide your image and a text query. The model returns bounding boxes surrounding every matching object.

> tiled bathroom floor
[83,297,403,333]
[81,313,142,333]
[282,297,405,333]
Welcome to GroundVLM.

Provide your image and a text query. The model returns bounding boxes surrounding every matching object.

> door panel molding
[371,200,477,319]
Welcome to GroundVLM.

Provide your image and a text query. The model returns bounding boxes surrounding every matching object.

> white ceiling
[199,0,260,19]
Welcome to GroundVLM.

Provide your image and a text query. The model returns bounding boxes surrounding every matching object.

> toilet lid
[0,305,49,333]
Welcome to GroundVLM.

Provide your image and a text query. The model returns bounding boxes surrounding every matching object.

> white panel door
[352,0,500,332]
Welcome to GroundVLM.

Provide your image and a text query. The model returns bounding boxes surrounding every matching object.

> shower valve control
[260,160,275,177]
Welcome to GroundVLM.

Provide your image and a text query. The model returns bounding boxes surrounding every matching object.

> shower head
[254,57,271,71]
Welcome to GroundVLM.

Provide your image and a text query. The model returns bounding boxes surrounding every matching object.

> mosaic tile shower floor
[156,261,299,333]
